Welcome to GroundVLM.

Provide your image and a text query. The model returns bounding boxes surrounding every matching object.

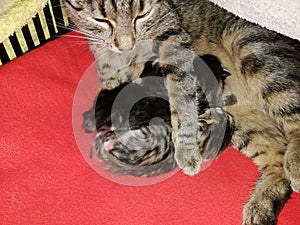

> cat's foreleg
[157,32,205,175]
[164,74,202,175]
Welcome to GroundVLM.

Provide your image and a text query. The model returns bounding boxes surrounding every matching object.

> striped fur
[65,1,299,224]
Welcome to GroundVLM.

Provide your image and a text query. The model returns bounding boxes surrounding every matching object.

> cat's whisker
[48,4,66,9]
[62,34,99,42]
[44,18,74,32]
[62,40,106,49]
[45,19,77,32]
[46,17,107,47]
[46,18,102,42]
[140,5,183,37]
[68,27,100,40]
[66,34,105,45]
[44,16,76,31]
[62,41,90,48]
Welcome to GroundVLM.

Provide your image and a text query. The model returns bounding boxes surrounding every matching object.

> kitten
[64,0,300,194]
[85,86,176,177]
[83,78,176,177]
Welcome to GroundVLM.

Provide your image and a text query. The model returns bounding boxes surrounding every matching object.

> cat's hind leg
[283,118,300,193]
[242,169,291,225]
[227,106,292,225]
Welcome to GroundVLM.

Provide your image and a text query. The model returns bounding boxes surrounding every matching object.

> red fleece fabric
[1,32,299,225]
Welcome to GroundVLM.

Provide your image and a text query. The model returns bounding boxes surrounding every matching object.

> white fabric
[209,0,300,40]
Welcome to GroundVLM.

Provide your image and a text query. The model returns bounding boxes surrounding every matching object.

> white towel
[209,0,300,40]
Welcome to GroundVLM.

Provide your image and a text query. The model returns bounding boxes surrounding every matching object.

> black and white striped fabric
[0,0,69,66]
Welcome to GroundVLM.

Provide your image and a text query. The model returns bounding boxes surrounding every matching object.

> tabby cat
[64,0,300,224]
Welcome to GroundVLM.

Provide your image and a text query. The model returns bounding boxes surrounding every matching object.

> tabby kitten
[84,82,177,177]
[64,0,300,192]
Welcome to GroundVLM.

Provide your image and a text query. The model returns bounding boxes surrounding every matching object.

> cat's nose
[115,35,135,52]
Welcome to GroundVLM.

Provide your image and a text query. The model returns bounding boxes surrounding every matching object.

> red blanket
[1,33,299,225]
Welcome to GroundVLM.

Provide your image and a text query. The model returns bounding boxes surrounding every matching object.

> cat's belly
[223,75,264,107]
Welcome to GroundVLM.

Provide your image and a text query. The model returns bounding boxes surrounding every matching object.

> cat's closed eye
[92,17,113,30]
[65,0,84,11]
[136,6,152,21]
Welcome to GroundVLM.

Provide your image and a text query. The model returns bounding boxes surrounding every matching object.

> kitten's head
[64,0,180,53]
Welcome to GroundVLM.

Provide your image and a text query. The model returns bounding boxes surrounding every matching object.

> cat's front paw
[242,200,277,225]
[175,148,202,176]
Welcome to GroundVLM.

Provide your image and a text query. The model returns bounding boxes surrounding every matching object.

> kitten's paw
[175,148,202,176]
[242,201,276,225]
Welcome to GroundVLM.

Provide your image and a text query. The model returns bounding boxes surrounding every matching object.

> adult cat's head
[64,0,181,53]
[63,0,186,90]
